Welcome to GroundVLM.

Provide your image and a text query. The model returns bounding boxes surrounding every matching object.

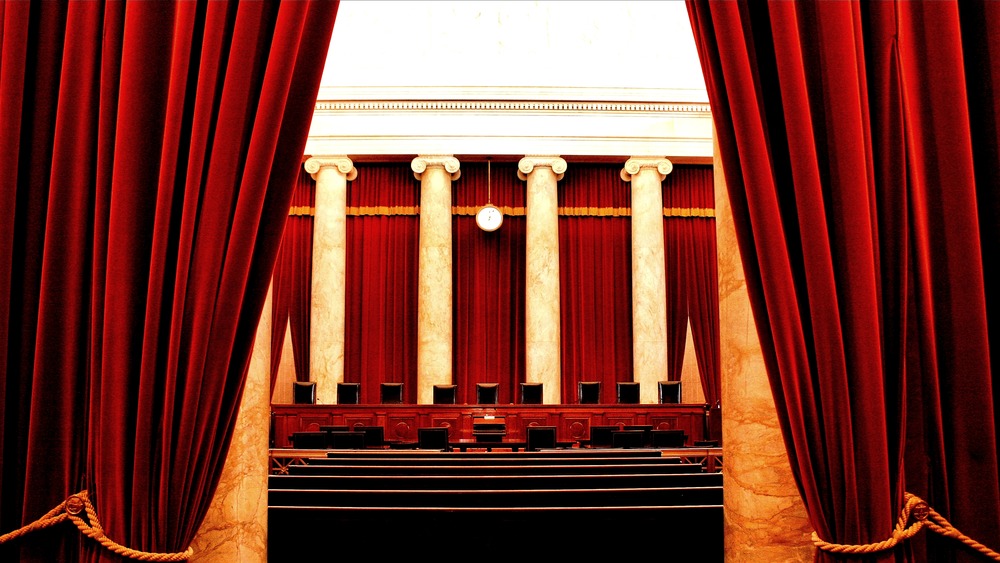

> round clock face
[476,205,503,232]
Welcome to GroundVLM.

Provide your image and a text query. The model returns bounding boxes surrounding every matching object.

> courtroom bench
[269,471,723,491]
[285,461,707,475]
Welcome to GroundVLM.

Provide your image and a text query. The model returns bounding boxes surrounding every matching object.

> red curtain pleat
[558,164,634,404]
[452,162,526,405]
[344,163,420,404]
[662,165,721,408]
[270,168,315,391]
[0,1,339,561]
[687,0,999,560]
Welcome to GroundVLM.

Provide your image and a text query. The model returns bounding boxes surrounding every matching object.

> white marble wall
[714,139,814,561]
[191,287,271,562]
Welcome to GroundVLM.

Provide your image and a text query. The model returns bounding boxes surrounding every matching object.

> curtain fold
[270,167,315,392]
[558,164,634,404]
[0,1,339,560]
[662,165,721,408]
[452,162,526,405]
[686,0,999,560]
[344,163,420,404]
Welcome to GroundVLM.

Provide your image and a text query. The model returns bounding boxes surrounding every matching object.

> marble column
[714,138,814,560]
[190,285,272,562]
[621,157,672,404]
[411,155,460,405]
[518,156,566,404]
[304,156,356,404]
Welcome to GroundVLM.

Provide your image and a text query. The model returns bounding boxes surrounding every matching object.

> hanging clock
[476,204,504,232]
[476,158,503,232]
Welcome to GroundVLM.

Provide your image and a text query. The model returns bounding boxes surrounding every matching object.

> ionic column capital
[517,156,567,181]
[620,157,673,182]
[305,156,357,181]
[411,155,461,181]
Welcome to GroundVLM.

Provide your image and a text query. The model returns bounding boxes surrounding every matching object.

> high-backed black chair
[519,382,543,404]
[292,381,317,404]
[578,381,601,404]
[319,425,350,434]
[432,384,457,405]
[616,381,640,404]
[475,383,499,405]
[337,382,360,404]
[651,429,687,448]
[380,382,404,404]
[289,431,327,449]
[624,424,653,447]
[612,429,645,448]
[328,431,366,449]
[588,425,618,448]
[417,427,450,451]
[526,426,558,451]
[658,380,682,404]
[359,425,385,448]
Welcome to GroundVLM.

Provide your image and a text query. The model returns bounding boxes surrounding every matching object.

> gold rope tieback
[812,492,1000,561]
[0,490,193,561]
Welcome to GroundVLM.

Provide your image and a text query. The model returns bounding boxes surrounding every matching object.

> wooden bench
[269,472,723,491]
[268,504,724,557]
[268,485,723,508]
[285,461,707,475]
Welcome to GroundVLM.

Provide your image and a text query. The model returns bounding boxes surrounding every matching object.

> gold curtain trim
[664,207,715,218]
[288,206,315,217]
[452,205,526,216]
[347,205,420,216]
[343,205,714,218]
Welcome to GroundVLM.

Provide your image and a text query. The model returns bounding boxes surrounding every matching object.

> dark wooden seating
[268,447,722,558]
[286,462,708,475]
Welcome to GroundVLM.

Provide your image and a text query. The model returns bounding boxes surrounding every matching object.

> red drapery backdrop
[452,161,526,405]
[663,165,721,410]
[558,163,634,404]
[344,163,420,404]
[687,0,999,560]
[270,167,315,392]
[0,1,338,561]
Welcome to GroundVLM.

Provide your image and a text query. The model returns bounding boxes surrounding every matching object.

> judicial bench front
[270,403,708,447]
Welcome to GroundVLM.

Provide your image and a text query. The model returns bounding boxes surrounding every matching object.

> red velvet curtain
[270,168,315,391]
[559,164,634,404]
[452,162,526,404]
[344,163,420,404]
[0,1,338,561]
[663,165,721,408]
[687,0,999,560]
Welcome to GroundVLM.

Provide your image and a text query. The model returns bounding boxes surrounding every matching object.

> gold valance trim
[341,205,715,218]
[288,206,315,217]
[347,205,420,216]
[664,207,715,218]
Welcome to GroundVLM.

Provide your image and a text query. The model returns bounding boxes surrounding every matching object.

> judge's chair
[519,382,543,405]
[337,382,360,405]
[578,381,601,404]
[658,381,682,404]
[293,381,317,404]
[380,382,404,404]
[433,384,458,405]
[616,382,640,404]
[475,383,499,405]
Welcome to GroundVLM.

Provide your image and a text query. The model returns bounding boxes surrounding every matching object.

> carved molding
[620,157,674,182]
[411,155,461,181]
[314,99,711,114]
[304,156,358,181]
[517,156,567,182]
